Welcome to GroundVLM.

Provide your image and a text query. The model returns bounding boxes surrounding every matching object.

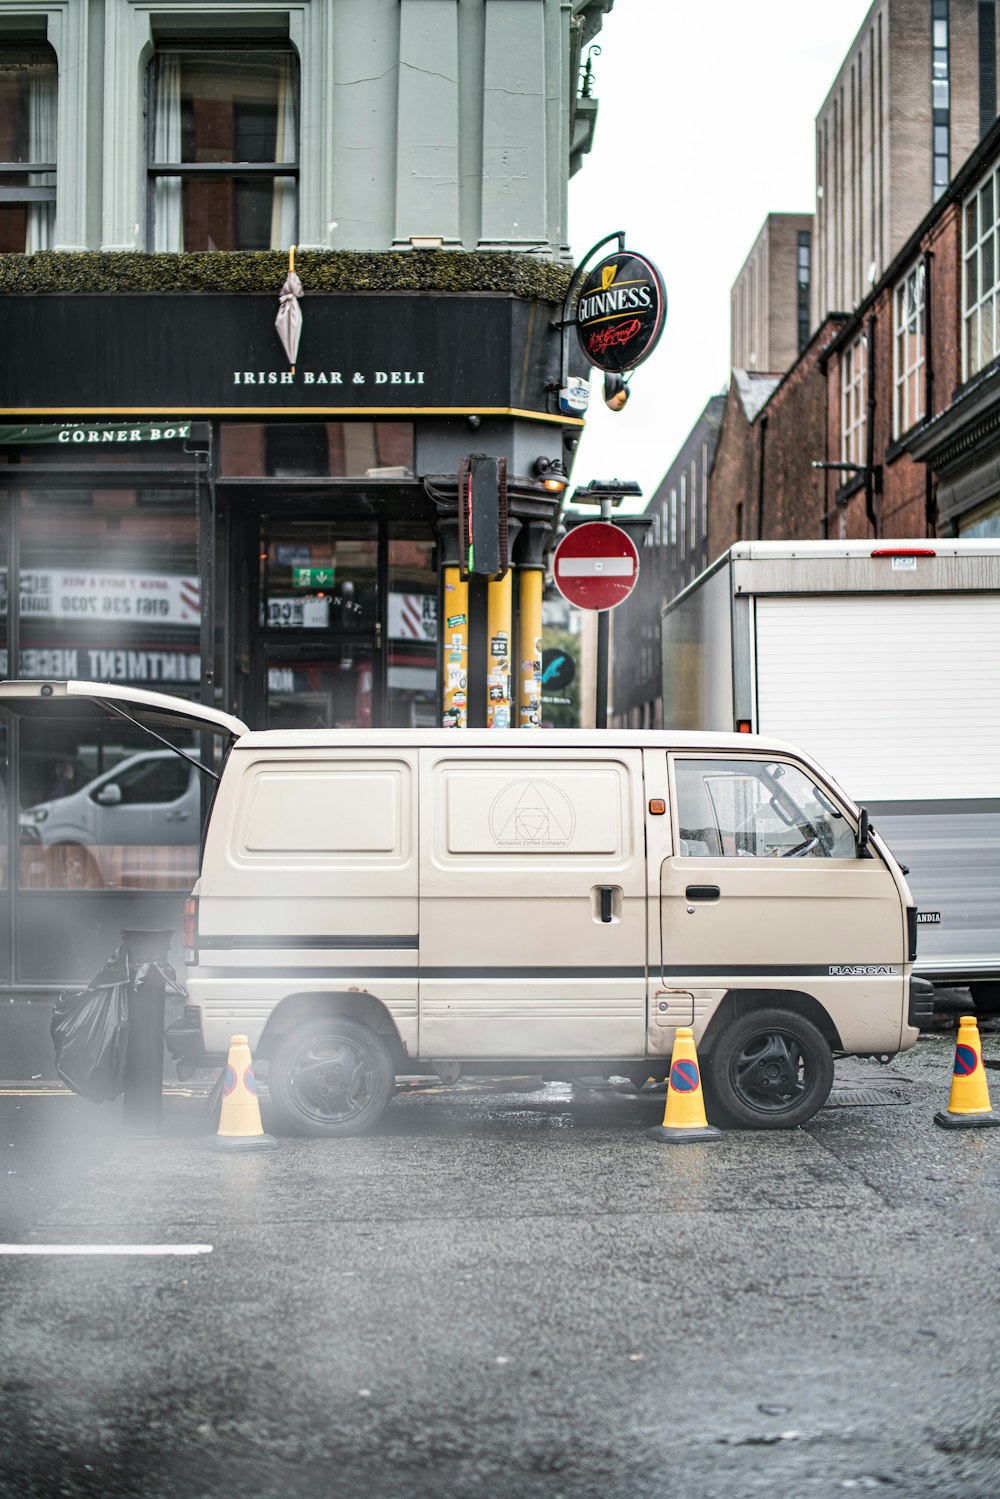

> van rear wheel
[268,1017,395,1138]
[706,1008,834,1129]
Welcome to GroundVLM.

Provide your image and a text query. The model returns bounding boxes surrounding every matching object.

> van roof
[232,728,803,753]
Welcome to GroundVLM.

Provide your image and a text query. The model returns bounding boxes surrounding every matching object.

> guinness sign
[575,251,667,374]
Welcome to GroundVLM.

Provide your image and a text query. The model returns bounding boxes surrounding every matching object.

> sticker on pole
[552,522,639,611]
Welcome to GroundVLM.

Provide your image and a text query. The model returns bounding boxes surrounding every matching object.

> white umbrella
[275,246,303,372]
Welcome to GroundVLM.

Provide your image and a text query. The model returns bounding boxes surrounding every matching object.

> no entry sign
[552,522,640,611]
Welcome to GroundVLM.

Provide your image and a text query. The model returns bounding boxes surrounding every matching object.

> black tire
[268,1016,396,1138]
[705,1007,834,1129]
[970,981,1000,1014]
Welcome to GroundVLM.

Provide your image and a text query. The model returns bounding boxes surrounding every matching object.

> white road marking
[0,1245,213,1256]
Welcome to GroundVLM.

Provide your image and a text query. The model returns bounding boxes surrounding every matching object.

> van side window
[674,758,856,859]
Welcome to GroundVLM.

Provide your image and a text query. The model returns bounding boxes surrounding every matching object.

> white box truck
[661,540,1000,1003]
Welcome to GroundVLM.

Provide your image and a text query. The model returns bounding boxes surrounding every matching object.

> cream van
[0,683,928,1135]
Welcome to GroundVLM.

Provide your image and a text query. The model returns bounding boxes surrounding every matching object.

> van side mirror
[94,783,123,807]
[856,806,871,859]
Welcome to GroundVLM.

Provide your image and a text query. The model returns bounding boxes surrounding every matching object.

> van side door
[418,747,646,1059]
[660,753,907,1055]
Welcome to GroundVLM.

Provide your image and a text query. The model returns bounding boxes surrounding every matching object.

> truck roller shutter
[754,594,1000,800]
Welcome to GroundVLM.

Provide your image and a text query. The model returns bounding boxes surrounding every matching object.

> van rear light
[737,720,752,733]
[183,897,198,961]
[870,548,936,557]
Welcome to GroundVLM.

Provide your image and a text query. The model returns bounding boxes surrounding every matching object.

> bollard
[121,929,174,1137]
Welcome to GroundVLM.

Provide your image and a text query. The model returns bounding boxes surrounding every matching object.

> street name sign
[552,522,640,611]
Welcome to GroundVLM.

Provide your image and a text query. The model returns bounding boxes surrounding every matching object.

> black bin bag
[50,945,131,1103]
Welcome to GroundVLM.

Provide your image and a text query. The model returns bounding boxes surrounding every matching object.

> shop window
[893,262,925,438]
[0,45,57,253]
[14,484,201,890]
[261,520,377,635]
[388,537,437,728]
[841,334,866,465]
[265,424,329,478]
[219,422,415,478]
[148,48,298,251]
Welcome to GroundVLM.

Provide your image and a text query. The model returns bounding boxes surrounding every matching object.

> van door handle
[599,886,614,923]
[685,885,720,901]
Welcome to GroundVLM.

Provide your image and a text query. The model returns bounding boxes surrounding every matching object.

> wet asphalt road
[1,1020,999,1499]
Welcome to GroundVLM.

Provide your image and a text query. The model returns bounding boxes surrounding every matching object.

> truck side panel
[661,559,734,731]
[753,592,1000,980]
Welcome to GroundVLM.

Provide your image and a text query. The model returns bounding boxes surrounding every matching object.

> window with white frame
[147,46,298,251]
[893,262,925,438]
[841,334,866,465]
[963,165,1000,379]
[669,488,677,545]
[0,45,57,253]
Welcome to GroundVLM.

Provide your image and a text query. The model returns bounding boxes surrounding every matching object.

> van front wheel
[706,1008,834,1129]
[268,1017,395,1137]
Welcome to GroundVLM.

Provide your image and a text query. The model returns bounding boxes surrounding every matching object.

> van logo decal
[489,779,576,848]
[828,965,894,976]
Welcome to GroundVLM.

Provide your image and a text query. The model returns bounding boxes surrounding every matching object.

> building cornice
[904,360,1000,471]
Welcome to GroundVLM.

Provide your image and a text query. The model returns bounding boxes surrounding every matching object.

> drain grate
[823,1086,912,1109]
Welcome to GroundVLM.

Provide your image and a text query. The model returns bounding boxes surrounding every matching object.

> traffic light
[458,454,508,578]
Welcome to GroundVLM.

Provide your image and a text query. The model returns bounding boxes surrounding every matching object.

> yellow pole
[486,570,513,728]
[517,568,543,728]
[441,566,469,728]
[289,244,296,274]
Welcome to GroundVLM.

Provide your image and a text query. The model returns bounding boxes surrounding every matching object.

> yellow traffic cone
[210,1034,278,1152]
[934,1015,1000,1130]
[646,1027,723,1144]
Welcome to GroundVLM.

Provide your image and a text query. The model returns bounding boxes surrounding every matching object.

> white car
[20,750,202,883]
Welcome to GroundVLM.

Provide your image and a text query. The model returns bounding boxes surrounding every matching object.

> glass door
[258,518,380,729]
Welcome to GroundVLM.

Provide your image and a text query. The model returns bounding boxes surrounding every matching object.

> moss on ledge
[0,250,573,301]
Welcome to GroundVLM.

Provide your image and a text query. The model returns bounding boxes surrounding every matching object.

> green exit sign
[293,566,335,589]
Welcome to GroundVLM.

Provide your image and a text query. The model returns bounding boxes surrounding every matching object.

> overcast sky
[566,0,875,512]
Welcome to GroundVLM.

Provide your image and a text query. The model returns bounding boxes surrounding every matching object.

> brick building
[813,0,1000,326]
[609,396,724,729]
[730,214,813,374]
[711,113,1000,550]
[708,371,779,557]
